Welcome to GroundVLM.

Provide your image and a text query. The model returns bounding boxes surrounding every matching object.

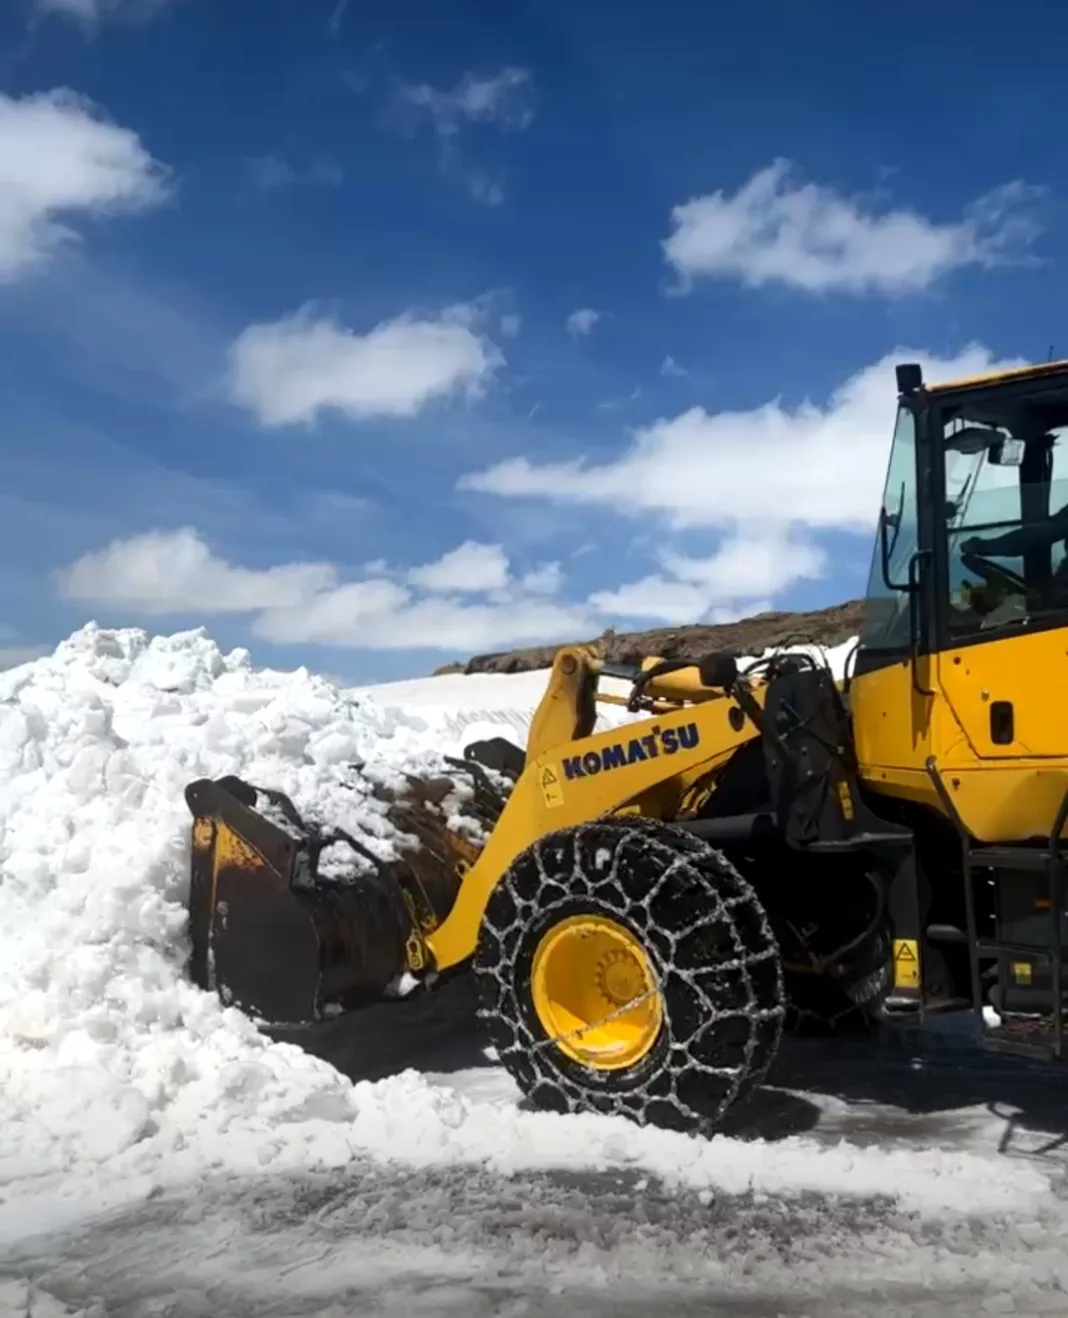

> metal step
[970,845,1050,872]
[975,938,1063,962]
[984,1015,1066,1063]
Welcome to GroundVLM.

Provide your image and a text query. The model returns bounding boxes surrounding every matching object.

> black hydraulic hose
[833,866,888,968]
[802,867,888,975]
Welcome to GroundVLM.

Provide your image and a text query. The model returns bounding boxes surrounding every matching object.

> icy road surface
[1,627,1066,1315]
[6,1024,1068,1316]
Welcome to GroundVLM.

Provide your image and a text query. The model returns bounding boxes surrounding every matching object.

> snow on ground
[1,622,1063,1274]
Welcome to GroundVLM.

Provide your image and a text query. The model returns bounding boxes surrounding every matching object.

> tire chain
[474,816,786,1135]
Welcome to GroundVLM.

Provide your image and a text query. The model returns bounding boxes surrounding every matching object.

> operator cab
[860,358,1068,665]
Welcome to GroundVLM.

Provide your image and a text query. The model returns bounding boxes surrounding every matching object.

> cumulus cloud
[663,160,1043,295]
[0,88,169,281]
[590,531,826,625]
[56,527,338,615]
[408,541,510,593]
[254,589,589,653]
[55,529,591,652]
[456,344,1035,625]
[53,523,801,646]
[227,303,501,427]
[460,345,1023,534]
[61,346,1030,646]
[566,308,602,338]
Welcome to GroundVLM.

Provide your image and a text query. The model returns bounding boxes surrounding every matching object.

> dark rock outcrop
[434,600,865,676]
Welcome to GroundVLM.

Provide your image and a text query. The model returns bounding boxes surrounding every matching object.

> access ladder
[926,757,1068,1062]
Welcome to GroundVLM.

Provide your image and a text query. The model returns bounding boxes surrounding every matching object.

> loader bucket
[184,774,474,1026]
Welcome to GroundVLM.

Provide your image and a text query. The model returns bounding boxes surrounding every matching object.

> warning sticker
[892,938,919,991]
[540,765,564,809]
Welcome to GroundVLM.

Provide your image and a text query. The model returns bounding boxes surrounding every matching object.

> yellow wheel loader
[185,357,1068,1134]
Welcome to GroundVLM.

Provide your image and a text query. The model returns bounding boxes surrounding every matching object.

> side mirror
[878,504,910,592]
[990,436,1025,467]
[698,653,739,690]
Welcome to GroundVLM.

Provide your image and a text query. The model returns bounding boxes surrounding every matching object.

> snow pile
[348,667,637,752]
[0,625,523,1194]
[0,624,1057,1238]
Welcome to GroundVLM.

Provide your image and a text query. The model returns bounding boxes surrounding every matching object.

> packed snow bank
[0,625,1054,1239]
[347,665,637,758]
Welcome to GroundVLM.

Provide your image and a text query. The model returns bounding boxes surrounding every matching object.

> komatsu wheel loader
[185,357,1068,1135]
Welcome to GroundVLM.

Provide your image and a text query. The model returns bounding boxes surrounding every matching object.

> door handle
[908,550,935,696]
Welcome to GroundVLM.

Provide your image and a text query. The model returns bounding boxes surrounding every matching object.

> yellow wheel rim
[530,913,663,1071]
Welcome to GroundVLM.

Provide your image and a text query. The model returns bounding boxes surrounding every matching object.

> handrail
[925,756,984,1019]
[1048,785,1068,1058]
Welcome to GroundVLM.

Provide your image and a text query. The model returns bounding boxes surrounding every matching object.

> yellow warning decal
[892,938,919,990]
[540,765,564,809]
[1012,961,1033,985]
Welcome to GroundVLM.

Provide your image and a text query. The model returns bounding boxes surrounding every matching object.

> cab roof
[927,358,1068,396]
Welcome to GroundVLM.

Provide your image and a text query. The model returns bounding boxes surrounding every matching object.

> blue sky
[0,0,1064,681]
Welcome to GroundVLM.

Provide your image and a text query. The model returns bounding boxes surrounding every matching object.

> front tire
[473,817,785,1136]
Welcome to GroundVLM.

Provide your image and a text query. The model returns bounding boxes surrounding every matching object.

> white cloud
[54,528,590,653]
[0,88,168,281]
[228,303,500,427]
[587,578,776,628]
[663,160,1042,295]
[255,589,589,653]
[460,345,1023,534]
[499,313,521,338]
[54,518,823,647]
[662,531,826,599]
[56,527,338,615]
[408,541,510,593]
[566,307,602,338]
[51,519,811,648]
[589,530,825,625]
[587,576,710,625]
[660,355,687,377]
